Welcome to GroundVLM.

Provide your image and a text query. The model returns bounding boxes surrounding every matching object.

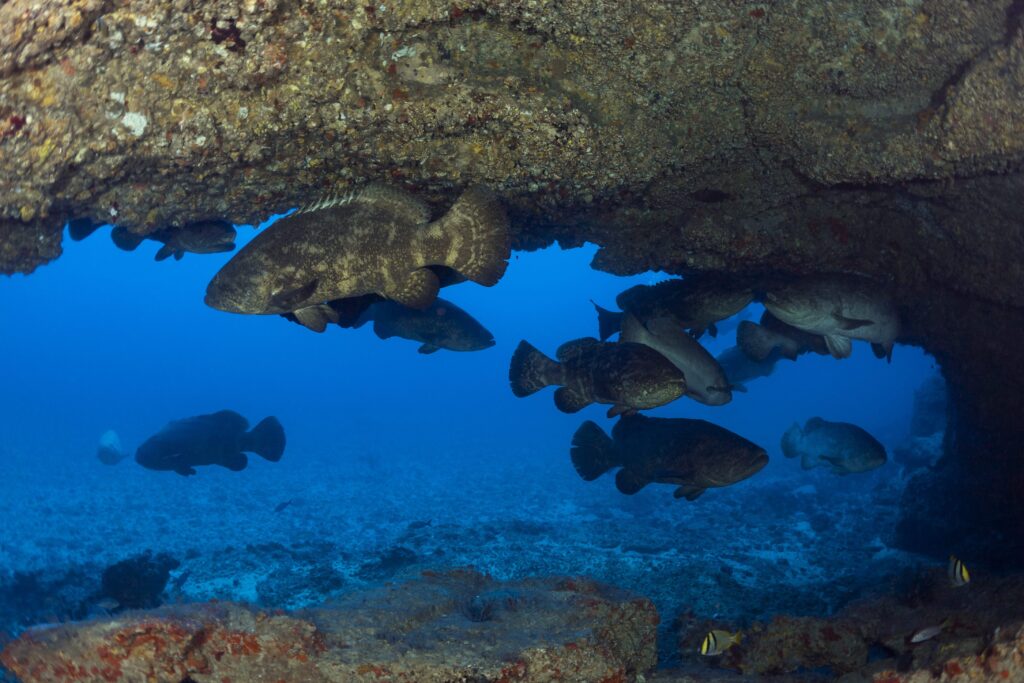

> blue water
[0,221,939,645]
[1,223,935,466]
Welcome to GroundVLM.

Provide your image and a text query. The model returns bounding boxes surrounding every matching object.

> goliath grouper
[205,184,509,326]
[509,338,686,417]
[571,415,768,500]
[763,275,899,361]
[69,218,236,260]
[594,275,754,340]
[357,297,495,354]
[135,410,285,476]
[781,417,887,475]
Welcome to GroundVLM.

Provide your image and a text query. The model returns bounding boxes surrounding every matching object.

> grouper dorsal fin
[295,183,431,225]
[293,188,363,216]
[555,337,601,362]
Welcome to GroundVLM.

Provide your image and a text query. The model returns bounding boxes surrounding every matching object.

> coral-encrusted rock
[871,624,1024,683]
[678,571,1024,680]
[1,570,658,683]
[733,616,868,676]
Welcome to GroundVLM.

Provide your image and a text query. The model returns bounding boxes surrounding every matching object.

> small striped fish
[948,555,970,587]
[700,629,741,656]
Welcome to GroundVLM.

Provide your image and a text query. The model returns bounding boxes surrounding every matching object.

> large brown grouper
[509,338,686,417]
[205,184,509,321]
[571,414,768,500]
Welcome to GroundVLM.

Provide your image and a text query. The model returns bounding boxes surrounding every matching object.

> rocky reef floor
[7,436,999,679]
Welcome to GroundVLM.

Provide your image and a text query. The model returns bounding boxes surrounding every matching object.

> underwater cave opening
[0,215,976,670]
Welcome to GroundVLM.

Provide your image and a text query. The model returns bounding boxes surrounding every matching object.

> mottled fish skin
[509,338,686,414]
[781,417,887,475]
[281,266,470,332]
[134,410,285,476]
[571,415,768,501]
[620,313,732,405]
[205,184,509,315]
[363,297,495,353]
[763,275,899,359]
[613,275,754,338]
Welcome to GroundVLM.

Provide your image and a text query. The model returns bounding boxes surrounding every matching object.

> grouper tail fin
[242,417,286,462]
[592,301,623,341]
[508,340,560,397]
[431,186,510,287]
[570,421,618,481]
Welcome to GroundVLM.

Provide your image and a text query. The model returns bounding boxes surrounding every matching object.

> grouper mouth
[204,285,246,313]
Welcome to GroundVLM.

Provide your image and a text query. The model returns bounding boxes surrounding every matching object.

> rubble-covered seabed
[2,444,1024,682]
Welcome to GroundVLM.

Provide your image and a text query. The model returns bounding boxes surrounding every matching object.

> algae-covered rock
[1,570,658,682]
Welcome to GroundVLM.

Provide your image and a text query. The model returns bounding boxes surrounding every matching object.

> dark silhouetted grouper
[104,221,236,260]
[594,275,753,341]
[509,338,686,417]
[781,417,887,475]
[716,345,781,387]
[357,297,495,354]
[96,430,128,465]
[135,410,285,476]
[204,184,509,321]
[571,415,768,500]
[736,310,828,361]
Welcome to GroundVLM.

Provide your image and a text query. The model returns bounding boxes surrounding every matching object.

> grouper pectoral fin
[270,279,319,311]
[222,452,249,472]
[174,466,197,476]
[606,404,636,418]
[615,468,648,495]
[823,334,852,359]
[386,267,439,310]
[418,343,441,354]
[553,387,591,413]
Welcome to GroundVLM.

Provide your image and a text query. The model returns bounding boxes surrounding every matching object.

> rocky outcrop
[0,570,658,683]
[0,1,1022,286]
[674,570,1024,680]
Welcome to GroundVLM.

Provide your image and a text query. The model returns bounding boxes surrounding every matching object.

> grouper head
[175,220,237,254]
[205,248,320,315]
[702,444,769,488]
[763,285,828,329]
